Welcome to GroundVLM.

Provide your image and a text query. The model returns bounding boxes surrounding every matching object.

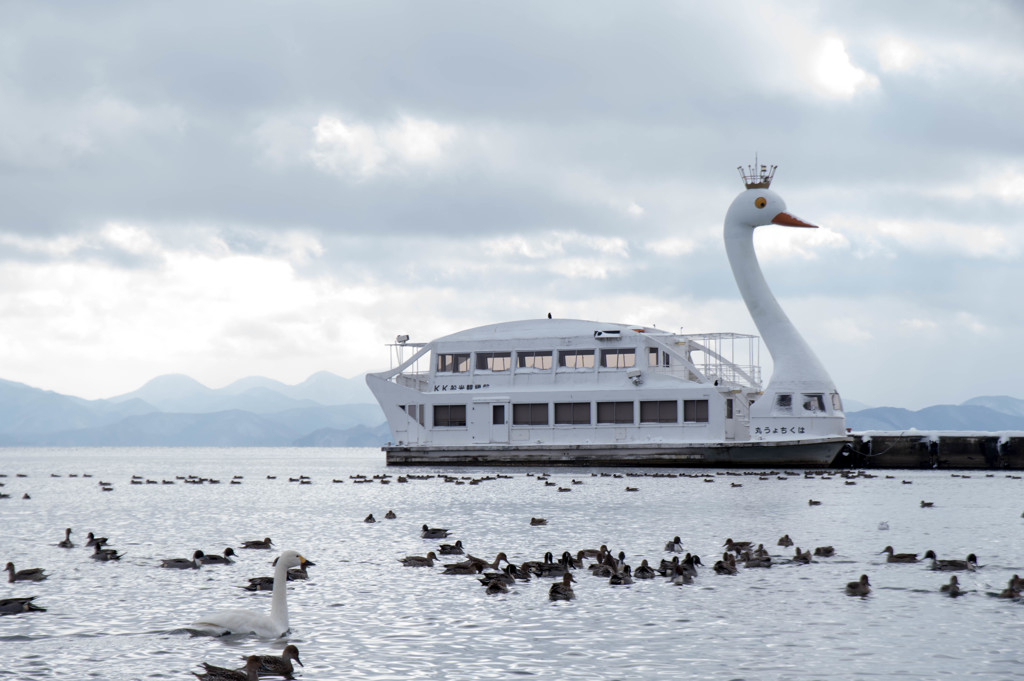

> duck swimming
[161,550,205,569]
[880,546,918,563]
[923,551,978,571]
[249,644,303,678]
[438,540,464,555]
[420,524,450,539]
[239,537,274,550]
[200,548,236,565]
[57,528,74,548]
[845,574,871,597]
[91,545,123,561]
[400,551,438,567]
[190,549,310,638]
[939,575,962,597]
[549,572,575,601]
[192,655,263,681]
[0,596,46,615]
[6,562,47,582]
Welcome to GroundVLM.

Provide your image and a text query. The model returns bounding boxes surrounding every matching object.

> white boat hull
[384,437,848,467]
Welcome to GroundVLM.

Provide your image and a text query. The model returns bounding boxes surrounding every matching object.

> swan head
[725,188,816,230]
[273,550,307,570]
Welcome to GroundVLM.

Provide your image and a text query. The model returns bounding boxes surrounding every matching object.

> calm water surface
[1,447,1022,680]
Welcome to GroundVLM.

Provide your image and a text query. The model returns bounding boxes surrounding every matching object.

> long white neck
[269,557,290,631]
[723,221,835,394]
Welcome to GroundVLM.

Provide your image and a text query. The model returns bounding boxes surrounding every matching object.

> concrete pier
[839,431,1024,470]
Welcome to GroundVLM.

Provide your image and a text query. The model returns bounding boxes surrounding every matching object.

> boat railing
[678,332,762,390]
[395,371,431,392]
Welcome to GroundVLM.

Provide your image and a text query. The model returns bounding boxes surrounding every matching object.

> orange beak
[771,211,817,228]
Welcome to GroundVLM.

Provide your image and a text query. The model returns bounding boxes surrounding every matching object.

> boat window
[406,404,425,426]
[774,393,793,414]
[597,401,634,424]
[802,394,826,413]
[492,404,505,425]
[640,400,677,423]
[726,399,734,420]
[476,352,511,372]
[436,353,470,373]
[517,351,553,370]
[512,403,549,426]
[433,404,467,427]
[555,402,591,425]
[648,348,670,367]
[683,399,709,423]
[559,349,595,369]
[831,392,843,412]
[600,349,636,369]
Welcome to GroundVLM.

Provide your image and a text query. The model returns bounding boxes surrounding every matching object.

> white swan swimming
[189,549,309,638]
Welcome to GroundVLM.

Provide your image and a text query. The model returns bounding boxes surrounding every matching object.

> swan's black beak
[772,211,817,228]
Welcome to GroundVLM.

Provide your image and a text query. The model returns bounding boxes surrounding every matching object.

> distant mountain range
[0,372,389,447]
[2,374,1023,447]
[844,396,1024,432]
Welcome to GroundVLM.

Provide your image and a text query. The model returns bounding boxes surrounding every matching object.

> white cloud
[812,36,879,99]
[642,237,697,257]
[877,37,922,73]
[0,90,184,169]
[874,219,1016,259]
[753,225,849,261]
[309,114,457,178]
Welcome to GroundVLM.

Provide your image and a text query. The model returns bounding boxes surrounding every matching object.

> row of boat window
[411,399,711,428]
[436,348,671,373]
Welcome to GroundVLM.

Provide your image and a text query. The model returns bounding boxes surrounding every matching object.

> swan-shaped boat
[368,163,849,466]
[190,549,309,638]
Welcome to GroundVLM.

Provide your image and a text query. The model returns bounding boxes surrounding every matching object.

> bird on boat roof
[6,562,47,582]
[845,574,871,596]
[880,546,918,563]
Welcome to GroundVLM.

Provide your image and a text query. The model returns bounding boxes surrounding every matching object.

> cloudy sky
[1,1,1022,410]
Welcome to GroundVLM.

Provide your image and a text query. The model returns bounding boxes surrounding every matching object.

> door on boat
[471,399,509,443]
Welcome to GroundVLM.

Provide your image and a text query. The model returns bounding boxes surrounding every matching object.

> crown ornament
[737,157,777,189]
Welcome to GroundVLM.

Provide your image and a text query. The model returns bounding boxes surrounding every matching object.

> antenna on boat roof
[737,153,776,189]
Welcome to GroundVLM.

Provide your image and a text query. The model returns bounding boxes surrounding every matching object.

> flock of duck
[4,465,1024,678]
[3,525,311,679]
[396,520,1021,602]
